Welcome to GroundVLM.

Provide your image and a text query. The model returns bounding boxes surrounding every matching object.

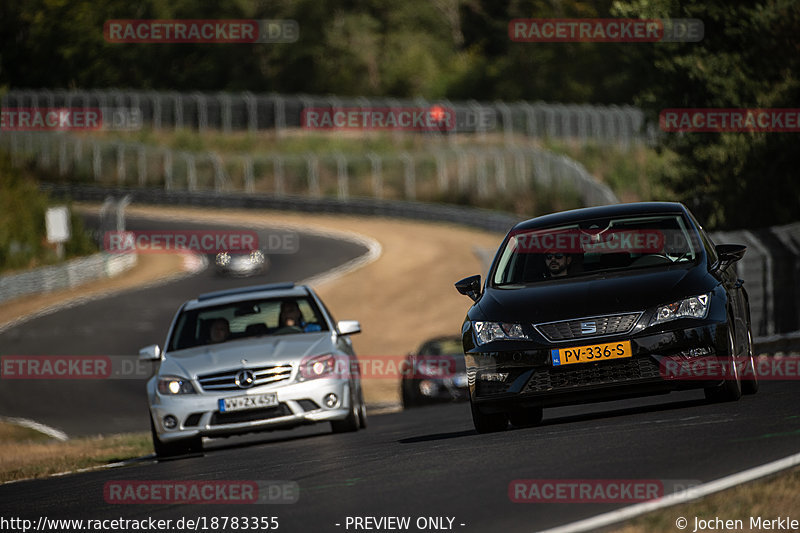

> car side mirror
[714,244,746,272]
[139,344,162,361]
[337,320,361,336]
[455,275,482,302]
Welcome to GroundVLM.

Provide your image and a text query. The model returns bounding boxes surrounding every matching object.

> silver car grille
[197,365,293,391]
[535,313,641,342]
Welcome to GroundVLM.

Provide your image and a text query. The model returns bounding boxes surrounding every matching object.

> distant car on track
[215,248,269,277]
[401,335,468,408]
[455,202,758,433]
[140,282,367,457]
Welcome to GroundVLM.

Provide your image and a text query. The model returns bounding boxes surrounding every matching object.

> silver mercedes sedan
[140,282,366,457]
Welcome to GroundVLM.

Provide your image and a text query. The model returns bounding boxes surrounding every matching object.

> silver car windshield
[492,214,701,285]
[168,297,328,351]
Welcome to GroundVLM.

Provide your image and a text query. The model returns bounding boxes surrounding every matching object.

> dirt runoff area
[4,203,506,407]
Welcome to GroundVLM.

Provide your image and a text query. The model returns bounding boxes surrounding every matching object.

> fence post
[92,141,101,181]
[273,156,285,196]
[116,143,126,184]
[212,152,226,192]
[335,153,348,200]
[401,152,416,200]
[476,151,489,198]
[273,93,286,137]
[305,153,320,197]
[436,152,448,192]
[58,136,68,176]
[164,149,173,190]
[493,149,507,193]
[457,150,469,193]
[185,153,197,191]
[243,155,255,193]
[219,92,232,134]
[137,145,147,186]
[244,91,257,133]
[367,152,382,199]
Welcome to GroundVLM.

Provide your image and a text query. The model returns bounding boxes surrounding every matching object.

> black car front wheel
[704,323,742,403]
[470,400,508,433]
[741,326,759,395]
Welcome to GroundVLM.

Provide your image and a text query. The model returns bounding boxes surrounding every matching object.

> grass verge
[611,466,800,533]
[0,421,151,483]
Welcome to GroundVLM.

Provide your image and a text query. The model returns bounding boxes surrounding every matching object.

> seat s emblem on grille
[581,321,597,335]
[235,370,255,389]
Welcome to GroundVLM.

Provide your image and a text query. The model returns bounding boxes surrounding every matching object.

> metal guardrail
[40,184,522,234]
[0,130,619,208]
[0,252,137,304]
[1,89,657,147]
[754,332,800,354]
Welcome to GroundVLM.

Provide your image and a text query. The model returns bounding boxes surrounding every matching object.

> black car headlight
[649,293,711,326]
[473,321,529,345]
[157,376,196,395]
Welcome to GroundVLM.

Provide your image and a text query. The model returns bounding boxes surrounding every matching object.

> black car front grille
[525,357,661,393]
[198,365,293,391]
[535,313,640,342]
[209,403,292,425]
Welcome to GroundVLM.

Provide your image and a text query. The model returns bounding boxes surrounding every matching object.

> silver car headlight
[249,250,265,264]
[216,252,231,266]
[473,321,529,345]
[157,376,196,395]
[650,293,711,326]
[298,354,348,381]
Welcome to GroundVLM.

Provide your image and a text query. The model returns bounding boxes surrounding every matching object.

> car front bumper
[466,322,729,411]
[150,378,354,442]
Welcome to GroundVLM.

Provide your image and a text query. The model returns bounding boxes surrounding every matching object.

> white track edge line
[535,451,800,533]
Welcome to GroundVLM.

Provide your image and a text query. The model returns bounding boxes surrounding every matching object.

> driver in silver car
[278,301,321,332]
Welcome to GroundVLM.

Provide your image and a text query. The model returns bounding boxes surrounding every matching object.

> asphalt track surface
[1,215,799,533]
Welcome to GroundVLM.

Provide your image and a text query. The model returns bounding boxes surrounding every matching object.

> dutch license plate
[219,392,278,413]
[551,341,632,366]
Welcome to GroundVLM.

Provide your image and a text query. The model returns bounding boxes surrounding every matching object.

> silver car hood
[160,332,335,379]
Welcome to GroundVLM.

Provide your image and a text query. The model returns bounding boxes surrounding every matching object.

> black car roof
[512,202,689,232]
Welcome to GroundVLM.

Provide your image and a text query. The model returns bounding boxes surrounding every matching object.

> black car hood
[474,264,716,323]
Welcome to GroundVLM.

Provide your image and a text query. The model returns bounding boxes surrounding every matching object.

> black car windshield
[492,214,701,285]
[168,296,328,351]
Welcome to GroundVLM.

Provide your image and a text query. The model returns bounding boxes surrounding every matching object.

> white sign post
[45,206,71,260]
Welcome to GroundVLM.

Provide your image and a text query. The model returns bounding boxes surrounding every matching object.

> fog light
[163,415,178,429]
[323,393,338,408]
[419,380,437,397]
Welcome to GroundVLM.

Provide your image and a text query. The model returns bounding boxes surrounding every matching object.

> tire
[358,385,368,429]
[704,323,742,403]
[150,417,202,458]
[331,383,360,433]
[741,326,759,395]
[401,380,420,409]
[508,406,543,428]
[470,399,508,433]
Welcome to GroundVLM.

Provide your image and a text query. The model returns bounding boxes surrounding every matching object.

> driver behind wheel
[278,300,322,332]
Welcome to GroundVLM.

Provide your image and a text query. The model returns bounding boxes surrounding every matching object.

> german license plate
[219,392,278,413]
[551,341,632,366]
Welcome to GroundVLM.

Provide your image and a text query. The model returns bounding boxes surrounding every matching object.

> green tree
[612,0,800,228]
